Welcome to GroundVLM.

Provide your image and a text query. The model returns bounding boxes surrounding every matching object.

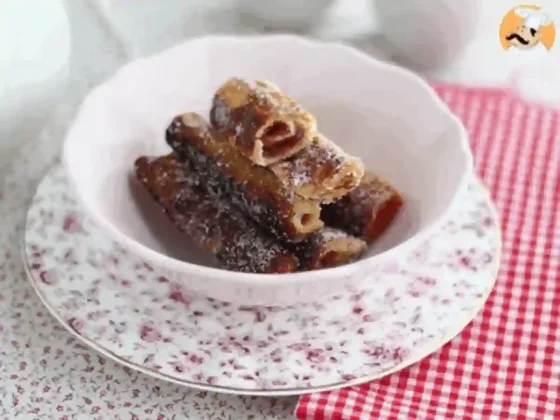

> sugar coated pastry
[295,227,367,270]
[134,154,299,274]
[132,75,406,274]
[321,171,403,243]
[210,78,316,166]
[270,133,365,202]
[166,112,323,242]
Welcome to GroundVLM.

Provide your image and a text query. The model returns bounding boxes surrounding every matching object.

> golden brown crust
[321,171,403,243]
[134,154,300,274]
[295,227,367,270]
[210,78,316,166]
[270,133,365,202]
[166,112,323,242]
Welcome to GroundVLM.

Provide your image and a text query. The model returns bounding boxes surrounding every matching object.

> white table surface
[1,0,559,418]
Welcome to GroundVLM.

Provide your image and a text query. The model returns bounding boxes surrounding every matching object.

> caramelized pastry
[270,133,365,202]
[210,78,316,166]
[296,228,367,270]
[134,154,299,274]
[165,112,323,242]
[321,172,403,243]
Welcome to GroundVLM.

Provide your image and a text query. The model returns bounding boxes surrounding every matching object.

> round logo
[499,5,555,51]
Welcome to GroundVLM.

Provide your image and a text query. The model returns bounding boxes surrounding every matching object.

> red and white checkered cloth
[295,84,560,419]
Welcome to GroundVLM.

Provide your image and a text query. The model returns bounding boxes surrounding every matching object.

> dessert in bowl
[63,35,472,306]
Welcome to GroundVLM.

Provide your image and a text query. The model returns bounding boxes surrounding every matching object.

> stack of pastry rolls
[135,78,403,274]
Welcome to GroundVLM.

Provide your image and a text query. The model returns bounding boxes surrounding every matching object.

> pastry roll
[270,133,365,202]
[166,112,323,242]
[296,228,367,270]
[321,172,403,243]
[210,78,316,166]
[134,154,299,274]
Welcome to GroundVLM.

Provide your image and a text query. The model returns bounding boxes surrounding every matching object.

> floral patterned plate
[23,165,501,396]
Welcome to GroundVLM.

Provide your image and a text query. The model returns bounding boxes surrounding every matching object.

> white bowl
[63,35,472,306]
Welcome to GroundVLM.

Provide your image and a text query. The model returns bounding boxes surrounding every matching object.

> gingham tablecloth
[296,84,560,419]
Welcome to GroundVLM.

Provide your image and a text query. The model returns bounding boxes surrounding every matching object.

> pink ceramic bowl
[63,35,472,306]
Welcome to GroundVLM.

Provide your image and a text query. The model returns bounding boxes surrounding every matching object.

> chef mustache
[506,33,530,45]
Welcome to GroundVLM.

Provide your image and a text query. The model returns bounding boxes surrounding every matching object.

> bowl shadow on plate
[127,173,219,269]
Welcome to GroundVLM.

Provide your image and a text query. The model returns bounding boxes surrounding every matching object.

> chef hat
[514,7,551,30]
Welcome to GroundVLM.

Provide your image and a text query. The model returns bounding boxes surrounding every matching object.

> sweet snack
[134,154,300,274]
[321,171,404,243]
[269,133,365,202]
[210,78,317,166]
[166,112,324,242]
[296,228,367,270]
[133,76,404,274]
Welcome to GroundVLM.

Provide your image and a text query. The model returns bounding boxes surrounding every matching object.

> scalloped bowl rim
[63,34,473,285]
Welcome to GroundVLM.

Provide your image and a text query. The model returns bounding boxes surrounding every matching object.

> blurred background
[2,0,560,173]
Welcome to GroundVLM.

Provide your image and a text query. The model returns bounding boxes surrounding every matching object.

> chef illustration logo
[500,5,555,56]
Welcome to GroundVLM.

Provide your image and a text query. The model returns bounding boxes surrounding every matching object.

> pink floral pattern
[22,166,501,393]
[0,60,301,419]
